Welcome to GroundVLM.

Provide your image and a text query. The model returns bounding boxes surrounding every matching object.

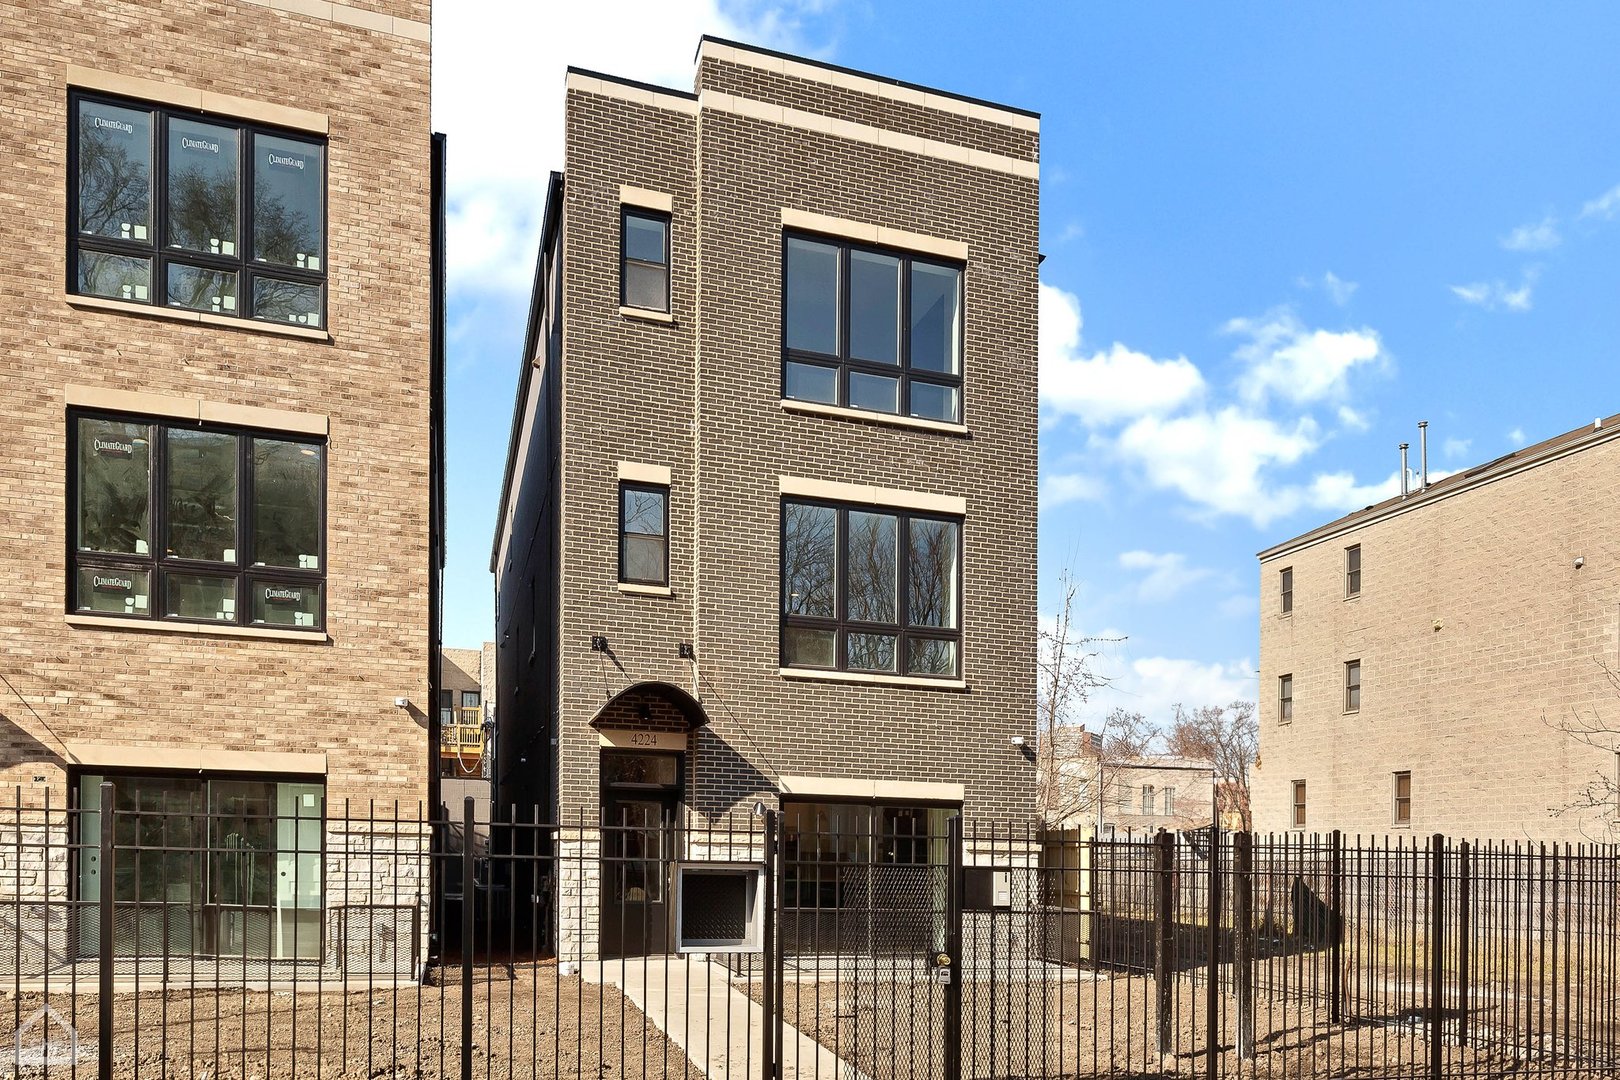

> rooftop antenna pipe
[1400,443,1410,497]
[1418,421,1429,490]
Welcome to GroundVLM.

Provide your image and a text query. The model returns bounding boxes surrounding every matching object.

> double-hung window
[619,483,669,586]
[1345,544,1362,597]
[783,233,963,423]
[1279,673,1294,722]
[780,500,962,678]
[71,93,327,327]
[1279,566,1293,614]
[621,209,670,312]
[1292,781,1307,829]
[70,412,325,629]
[1344,659,1361,712]
[1393,771,1412,825]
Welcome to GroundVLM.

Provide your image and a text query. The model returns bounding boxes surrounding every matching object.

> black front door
[599,751,681,959]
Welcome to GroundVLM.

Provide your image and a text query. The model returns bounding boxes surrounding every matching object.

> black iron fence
[0,787,1614,1078]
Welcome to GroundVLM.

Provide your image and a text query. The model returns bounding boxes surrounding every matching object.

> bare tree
[1545,663,1620,839]
[1035,570,1129,825]
[1165,700,1258,830]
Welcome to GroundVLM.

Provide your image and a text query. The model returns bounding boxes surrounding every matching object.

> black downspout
[427,130,448,964]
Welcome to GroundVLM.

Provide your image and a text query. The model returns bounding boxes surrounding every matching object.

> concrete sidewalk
[583,955,867,1079]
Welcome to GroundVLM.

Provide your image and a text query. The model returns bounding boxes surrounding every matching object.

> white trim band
[67,65,330,134]
[780,398,969,436]
[781,208,968,262]
[701,91,1037,179]
[778,667,968,691]
[566,71,700,115]
[697,40,1038,132]
[66,742,328,775]
[66,384,329,436]
[778,774,967,803]
[234,0,430,43]
[778,475,966,516]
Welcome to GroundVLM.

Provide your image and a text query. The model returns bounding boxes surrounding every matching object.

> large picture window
[782,233,963,423]
[70,412,325,629]
[781,499,962,678]
[72,93,327,328]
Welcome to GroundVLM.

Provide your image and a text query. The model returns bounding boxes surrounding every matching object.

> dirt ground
[750,972,1578,1079]
[0,962,703,1079]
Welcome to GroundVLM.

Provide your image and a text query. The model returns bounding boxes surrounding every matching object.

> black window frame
[620,206,671,313]
[779,498,964,679]
[618,481,670,587]
[67,408,327,631]
[780,231,965,424]
[68,90,329,329]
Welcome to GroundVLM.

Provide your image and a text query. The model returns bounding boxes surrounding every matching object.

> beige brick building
[491,39,1039,958]
[0,0,441,971]
[1256,417,1620,841]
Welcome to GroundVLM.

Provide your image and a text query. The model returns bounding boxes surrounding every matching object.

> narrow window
[621,208,670,312]
[1279,674,1294,723]
[1345,544,1361,597]
[437,689,452,727]
[1280,566,1293,614]
[1292,781,1307,829]
[1344,659,1361,712]
[1393,771,1412,825]
[1163,787,1176,815]
[1141,785,1154,816]
[619,483,669,586]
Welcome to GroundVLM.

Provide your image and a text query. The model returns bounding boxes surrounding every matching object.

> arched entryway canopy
[586,681,710,732]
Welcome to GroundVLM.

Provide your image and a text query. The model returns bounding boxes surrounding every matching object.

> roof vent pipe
[1418,421,1429,490]
[1400,443,1410,498]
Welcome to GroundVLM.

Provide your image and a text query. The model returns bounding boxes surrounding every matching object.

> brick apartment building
[1256,418,1620,841]
[491,39,1039,958]
[0,0,443,968]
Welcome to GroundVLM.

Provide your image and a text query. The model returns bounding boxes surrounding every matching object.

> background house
[1257,416,1620,840]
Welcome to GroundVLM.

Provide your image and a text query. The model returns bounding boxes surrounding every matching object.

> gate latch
[933,967,952,985]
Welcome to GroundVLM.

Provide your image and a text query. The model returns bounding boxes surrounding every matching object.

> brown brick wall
[0,0,433,809]
[544,60,1039,825]
[1256,437,1620,840]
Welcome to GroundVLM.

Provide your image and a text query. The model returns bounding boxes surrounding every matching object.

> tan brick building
[1256,418,1620,841]
[0,0,441,969]
[491,39,1039,957]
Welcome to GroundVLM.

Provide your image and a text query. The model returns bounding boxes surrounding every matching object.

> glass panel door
[275,783,323,959]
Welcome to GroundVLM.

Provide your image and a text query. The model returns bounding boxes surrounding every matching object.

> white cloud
[1501,217,1561,252]
[1442,436,1472,461]
[1450,272,1536,313]
[1089,656,1256,724]
[1040,472,1107,510]
[1580,183,1620,220]
[1117,551,1211,602]
[1321,271,1358,307]
[1218,593,1259,619]
[433,1,825,299]
[1303,469,1402,512]
[1113,408,1320,526]
[1508,427,1527,447]
[1040,283,1204,424]
[1227,308,1384,408]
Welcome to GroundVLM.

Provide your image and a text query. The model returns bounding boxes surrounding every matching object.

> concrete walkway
[583,956,867,1079]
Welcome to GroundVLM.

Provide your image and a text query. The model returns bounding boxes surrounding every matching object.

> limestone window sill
[779,399,970,437]
[778,667,967,691]
[66,613,330,643]
[619,306,675,324]
[65,293,332,342]
[617,583,674,597]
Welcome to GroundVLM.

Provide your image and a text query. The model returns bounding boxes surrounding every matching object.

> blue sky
[433,2,1620,727]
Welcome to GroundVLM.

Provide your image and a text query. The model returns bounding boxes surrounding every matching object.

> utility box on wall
[675,863,764,953]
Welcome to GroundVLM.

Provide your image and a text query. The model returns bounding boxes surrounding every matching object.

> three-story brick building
[491,38,1040,958]
[0,0,442,971]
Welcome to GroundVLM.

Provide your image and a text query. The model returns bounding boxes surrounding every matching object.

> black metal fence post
[942,814,964,1080]
[98,781,114,1080]
[1205,824,1221,1078]
[1233,831,1254,1061]
[1429,833,1445,1080]
[460,796,474,1080]
[1329,829,1343,1025]
[1457,840,1470,1049]
[761,808,777,1080]
[1154,829,1174,1061]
